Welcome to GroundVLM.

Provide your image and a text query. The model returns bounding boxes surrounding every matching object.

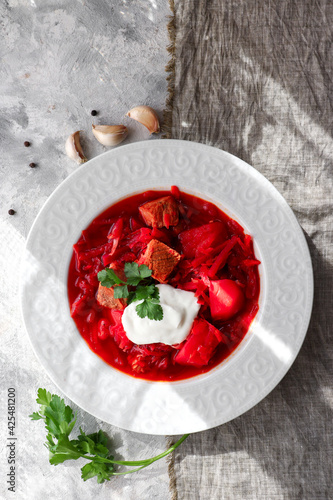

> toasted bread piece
[137,239,181,282]
[139,196,179,228]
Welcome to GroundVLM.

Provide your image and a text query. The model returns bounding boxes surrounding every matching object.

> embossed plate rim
[20,139,313,434]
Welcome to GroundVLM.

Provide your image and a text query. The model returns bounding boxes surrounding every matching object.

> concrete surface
[0,1,172,498]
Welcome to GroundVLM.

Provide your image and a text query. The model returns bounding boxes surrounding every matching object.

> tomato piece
[179,222,228,258]
[175,318,222,367]
[209,279,245,321]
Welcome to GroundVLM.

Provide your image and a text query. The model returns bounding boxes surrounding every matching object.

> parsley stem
[80,433,189,468]
[109,465,149,476]
[114,433,189,467]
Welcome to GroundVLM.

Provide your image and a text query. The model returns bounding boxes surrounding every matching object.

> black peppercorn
[8,209,15,215]
[24,141,30,147]
[29,162,36,168]
[91,110,97,116]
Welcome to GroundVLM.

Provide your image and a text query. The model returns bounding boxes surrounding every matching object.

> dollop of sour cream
[122,284,200,345]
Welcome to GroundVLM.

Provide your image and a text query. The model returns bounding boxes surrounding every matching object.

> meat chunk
[137,239,181,282]
[139,196,179,228]
[96,284,126,310]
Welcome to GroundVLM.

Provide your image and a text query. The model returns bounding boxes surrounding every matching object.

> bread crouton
[139,196,179,228]
[137,239,181,282]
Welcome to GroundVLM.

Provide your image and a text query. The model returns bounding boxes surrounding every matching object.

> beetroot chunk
[178,221,228,258]
[209,279,245,321]
[175,318,223,367]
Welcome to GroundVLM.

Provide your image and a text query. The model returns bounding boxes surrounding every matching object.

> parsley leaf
[135,301,149,318]
[124,262,152,286]
[136,300,163,321]
[150,286,160,301]
[81,460,115,484]
[44,394,76,439]
[30,411,43,420]
[113,285,129,299]
[133,284,156,301]
[137,264,153,279]
[49,435,83,465]
[97,268,124,288]
[36,388,52,407]
[76,429,110,458]
[97,262,163,321]
[31,388,189,484]
[30,390,115,482]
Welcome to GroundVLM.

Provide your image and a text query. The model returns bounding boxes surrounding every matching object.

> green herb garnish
[30,388,188,483]
[98,262,163,321]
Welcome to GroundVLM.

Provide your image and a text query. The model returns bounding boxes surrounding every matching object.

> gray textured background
[1,1,172,499]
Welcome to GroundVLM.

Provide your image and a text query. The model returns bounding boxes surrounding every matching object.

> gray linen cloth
[165,1,333,499]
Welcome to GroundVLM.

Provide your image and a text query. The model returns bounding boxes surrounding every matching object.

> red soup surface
[68,188,260,381]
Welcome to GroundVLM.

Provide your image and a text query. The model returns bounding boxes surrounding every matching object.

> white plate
[20,140,313,435]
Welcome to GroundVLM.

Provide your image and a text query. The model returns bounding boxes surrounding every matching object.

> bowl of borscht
[68,186,261,382]
[21,140,313,434]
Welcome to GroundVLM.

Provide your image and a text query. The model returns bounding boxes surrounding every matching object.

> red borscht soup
[68,187,260,381]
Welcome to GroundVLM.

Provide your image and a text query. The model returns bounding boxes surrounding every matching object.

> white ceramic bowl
[20,140,313,435]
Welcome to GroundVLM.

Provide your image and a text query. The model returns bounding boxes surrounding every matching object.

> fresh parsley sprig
[97,262,163,321]
[30,388,189,483]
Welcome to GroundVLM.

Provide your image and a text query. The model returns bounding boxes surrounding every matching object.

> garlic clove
[126,105,160,134]
[92,124,128,147]
[65,131,87,164]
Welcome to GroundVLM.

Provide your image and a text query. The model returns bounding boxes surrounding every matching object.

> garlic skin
[126,106,160,134]
[65,131,87,164]
[92,124,128,147]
